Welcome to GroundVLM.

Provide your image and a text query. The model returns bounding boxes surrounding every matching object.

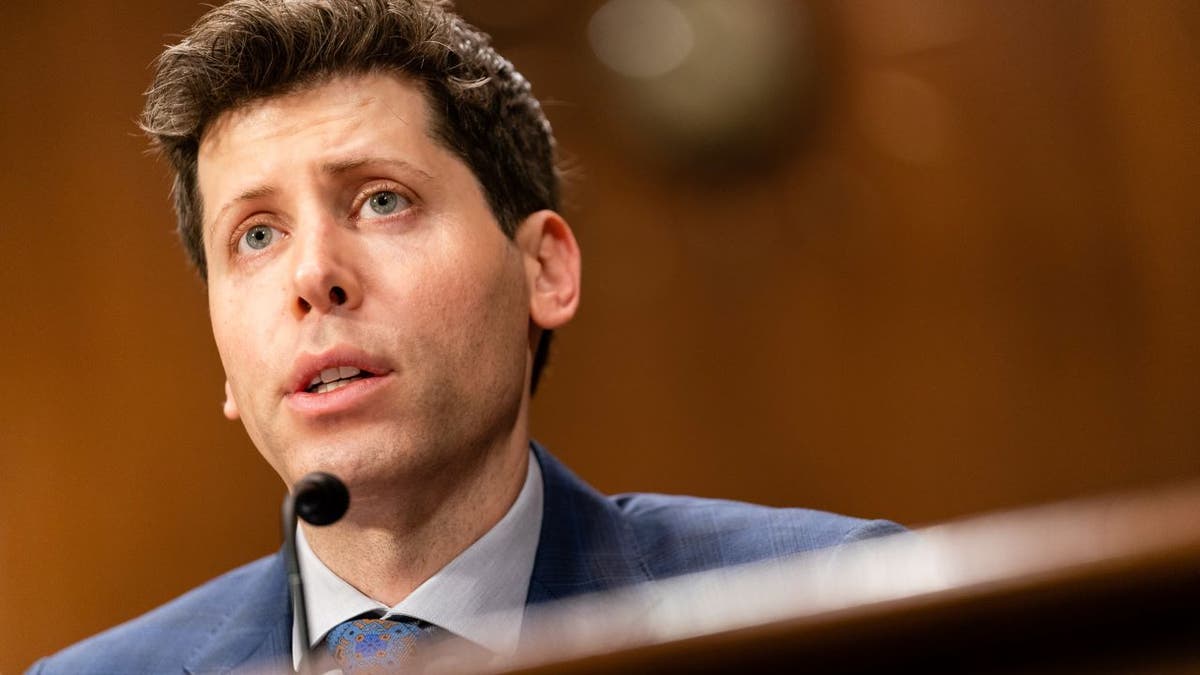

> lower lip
[285,373,392,417]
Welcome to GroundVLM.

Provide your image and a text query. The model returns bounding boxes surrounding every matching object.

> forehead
[196,72,441,218]
[210,71,432,144]
[201,70,433,154]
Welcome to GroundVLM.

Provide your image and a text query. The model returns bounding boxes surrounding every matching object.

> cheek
[209,286,286,462]
[411,245,529,372]
[209,283,277,394]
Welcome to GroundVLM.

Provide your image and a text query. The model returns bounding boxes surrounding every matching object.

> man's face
[198,72,535,491]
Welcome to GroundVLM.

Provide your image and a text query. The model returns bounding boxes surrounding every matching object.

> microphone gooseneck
[283,471,349,674]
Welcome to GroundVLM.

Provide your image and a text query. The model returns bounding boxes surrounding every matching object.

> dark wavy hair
[141,0,559,391]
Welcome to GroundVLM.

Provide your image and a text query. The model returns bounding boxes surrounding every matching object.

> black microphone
[282,472,349,674]
[292,472,350,525]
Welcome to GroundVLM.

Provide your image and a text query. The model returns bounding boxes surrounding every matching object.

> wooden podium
[500,481,1200,673]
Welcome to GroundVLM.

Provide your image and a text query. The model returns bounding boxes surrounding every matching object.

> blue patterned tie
[325,615,442,673]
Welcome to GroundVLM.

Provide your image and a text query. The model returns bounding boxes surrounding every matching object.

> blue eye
[361,190,408,218]
[242,225,274,251]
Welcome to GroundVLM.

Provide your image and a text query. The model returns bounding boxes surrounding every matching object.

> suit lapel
[184,551,293,674]
[526,443,652,606]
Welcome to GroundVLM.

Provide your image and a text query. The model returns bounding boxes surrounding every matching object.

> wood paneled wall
[2,1,1196,670]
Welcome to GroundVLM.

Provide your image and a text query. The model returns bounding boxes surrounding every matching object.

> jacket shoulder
[611,492,904,577]
[27,554,281,675]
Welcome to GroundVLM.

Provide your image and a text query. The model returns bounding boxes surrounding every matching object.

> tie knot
[325,616,441,673]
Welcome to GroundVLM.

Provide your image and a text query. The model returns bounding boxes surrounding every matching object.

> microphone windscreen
[293,472,350,526]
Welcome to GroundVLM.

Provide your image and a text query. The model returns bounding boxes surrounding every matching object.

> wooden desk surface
[500,480,1200,673]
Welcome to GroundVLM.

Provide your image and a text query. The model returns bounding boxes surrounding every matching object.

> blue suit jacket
[31,444,903,673]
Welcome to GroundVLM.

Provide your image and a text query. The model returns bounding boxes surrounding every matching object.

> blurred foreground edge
[498,480,1200,674]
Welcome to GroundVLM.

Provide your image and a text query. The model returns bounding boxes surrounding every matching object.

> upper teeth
[309,366,362,388]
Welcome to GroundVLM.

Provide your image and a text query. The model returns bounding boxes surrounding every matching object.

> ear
[223,380,240,421]
[516,210,581,330]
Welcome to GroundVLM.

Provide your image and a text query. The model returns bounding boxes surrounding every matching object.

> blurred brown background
[1,0,1197,670]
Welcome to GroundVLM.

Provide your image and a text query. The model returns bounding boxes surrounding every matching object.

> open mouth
[305,366,376,394]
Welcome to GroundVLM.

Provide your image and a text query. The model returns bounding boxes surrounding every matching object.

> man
[31,1,902,672]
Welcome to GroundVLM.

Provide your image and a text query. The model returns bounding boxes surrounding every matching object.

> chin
[282,435,424,488]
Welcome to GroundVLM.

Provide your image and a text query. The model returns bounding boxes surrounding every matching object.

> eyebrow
[209,184,277,237]
[320,156,436,182]
[208,156,436,235]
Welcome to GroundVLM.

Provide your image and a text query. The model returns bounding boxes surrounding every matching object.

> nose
[290,220,363,317]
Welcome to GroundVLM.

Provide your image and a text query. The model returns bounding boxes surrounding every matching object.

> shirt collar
[292,449,543,670]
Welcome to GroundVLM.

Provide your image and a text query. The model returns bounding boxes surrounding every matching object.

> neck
[301,428,531,606]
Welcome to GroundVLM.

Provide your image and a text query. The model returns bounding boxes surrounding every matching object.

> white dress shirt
[292,451,544,671]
